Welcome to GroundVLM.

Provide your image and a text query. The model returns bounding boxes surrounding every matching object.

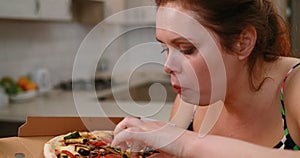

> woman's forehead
[156,6,211,44]
[156,4,198,26]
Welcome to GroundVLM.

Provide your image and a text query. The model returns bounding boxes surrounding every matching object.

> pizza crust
[43,131,115,158]
[44,133,68,158]
[44,143,56,158]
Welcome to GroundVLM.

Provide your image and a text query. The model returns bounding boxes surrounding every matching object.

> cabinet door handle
[35,0,40,14]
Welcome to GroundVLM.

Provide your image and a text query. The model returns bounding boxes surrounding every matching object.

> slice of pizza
[44,131,158,158]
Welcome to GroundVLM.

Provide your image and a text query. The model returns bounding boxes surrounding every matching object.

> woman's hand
[112,116,165,152]
[111,116,187,157]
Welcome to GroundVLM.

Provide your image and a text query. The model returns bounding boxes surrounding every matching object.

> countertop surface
[0,72,174,122]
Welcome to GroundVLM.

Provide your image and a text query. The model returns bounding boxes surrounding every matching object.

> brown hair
[156,0,291,90]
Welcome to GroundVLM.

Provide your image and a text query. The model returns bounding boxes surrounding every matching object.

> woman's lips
[172,85,182,94]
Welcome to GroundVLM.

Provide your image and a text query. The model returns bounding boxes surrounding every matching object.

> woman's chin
[180,93,199,105]
[180,93,210,106]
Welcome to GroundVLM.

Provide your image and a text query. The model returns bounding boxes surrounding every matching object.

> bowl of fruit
[0,76,38,103]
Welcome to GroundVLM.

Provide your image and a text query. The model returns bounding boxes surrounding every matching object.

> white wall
[0,20,163,85]
[0,20,92,85]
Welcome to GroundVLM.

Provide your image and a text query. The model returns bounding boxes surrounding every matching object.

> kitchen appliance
[30,68,52,94]
[0,87,9,107]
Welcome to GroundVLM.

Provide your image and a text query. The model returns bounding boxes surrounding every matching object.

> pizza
[44,131,158,158]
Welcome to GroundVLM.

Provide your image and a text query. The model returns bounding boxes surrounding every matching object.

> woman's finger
[114,116,144,135]
[131,141,145,154]
[112,127,141,147]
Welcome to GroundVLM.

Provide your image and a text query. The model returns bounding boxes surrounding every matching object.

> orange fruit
[24,82,38,91]
[18,77,30,89]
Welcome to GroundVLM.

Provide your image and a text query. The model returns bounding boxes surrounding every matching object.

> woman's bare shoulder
[282,57,300,146]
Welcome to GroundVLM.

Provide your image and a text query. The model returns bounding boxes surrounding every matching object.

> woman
[112,0,300,157]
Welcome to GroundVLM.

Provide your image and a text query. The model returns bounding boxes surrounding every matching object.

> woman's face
[156,3,227,105]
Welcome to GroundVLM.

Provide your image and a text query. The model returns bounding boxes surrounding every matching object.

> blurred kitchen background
[0,0,161,84]
[0,0,299,84]
[0,0,299,137]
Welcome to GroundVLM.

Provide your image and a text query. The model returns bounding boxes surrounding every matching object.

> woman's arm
[169,95,196,128]
[183,131,300,158]
[112,117,300,158]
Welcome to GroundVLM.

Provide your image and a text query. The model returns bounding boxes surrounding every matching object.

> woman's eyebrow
[156,37,191,44]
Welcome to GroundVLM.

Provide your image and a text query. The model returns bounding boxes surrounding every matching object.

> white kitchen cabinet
[0,0,38,20]
[102,0,156,25]
[0,0,72,21]
[39,0,72,21]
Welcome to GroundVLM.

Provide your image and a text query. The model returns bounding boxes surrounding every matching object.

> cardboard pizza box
[0,116,123,158]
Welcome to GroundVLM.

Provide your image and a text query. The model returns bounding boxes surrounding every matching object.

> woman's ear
[234,26,257,60]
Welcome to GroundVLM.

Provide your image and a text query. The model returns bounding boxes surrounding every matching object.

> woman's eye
[180,47,196,55]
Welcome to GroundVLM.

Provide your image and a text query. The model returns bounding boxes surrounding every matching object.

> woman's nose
[164,63,173,74]
[164,49,181,74]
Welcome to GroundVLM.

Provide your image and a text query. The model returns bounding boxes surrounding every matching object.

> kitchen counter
[0,72,174,123]
[0,89,173,122]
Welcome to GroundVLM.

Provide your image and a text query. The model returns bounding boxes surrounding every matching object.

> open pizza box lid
[0,116,123,158]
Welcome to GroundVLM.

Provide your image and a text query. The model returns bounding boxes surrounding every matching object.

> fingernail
[111,141,116,147]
